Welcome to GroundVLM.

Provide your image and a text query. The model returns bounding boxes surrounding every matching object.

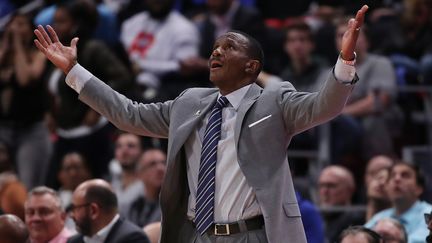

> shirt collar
[219,84,252,111]
[83,214,120,243]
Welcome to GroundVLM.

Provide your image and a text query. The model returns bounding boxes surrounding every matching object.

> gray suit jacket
[78,70,353,243]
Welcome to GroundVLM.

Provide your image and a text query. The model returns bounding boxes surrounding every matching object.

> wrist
[340,51,357,65]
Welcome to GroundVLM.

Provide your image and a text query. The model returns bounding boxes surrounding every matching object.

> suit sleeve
[278,69,354,135]
[78,76,172,138]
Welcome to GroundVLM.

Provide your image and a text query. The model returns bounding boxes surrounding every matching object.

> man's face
[374,220,405,243]
[284,29,313,62]
[367,169,390,201]
[115,134,141,169]
[58,154,91,190]
[209,32,251,88]
[25,194,65,242]
[365,156,393,186]
[69,191,92,236]
[318,170,352,206]
[138,150,166,190]
[386,164,423,204]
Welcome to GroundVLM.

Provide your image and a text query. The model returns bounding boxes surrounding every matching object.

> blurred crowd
[0,0,432,242]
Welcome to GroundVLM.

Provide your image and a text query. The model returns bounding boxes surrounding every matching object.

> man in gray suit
[34,5,368,243]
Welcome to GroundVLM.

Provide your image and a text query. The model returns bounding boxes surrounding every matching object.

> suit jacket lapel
[234,83,262,145]
[169,92,218,160]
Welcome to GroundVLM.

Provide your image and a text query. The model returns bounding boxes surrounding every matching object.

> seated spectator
[296,191,325,243]
[24,186,74,243]
[359,154,394,204]
[108,133,144,216]
[58,152,92,210]
[45,0,133,187]
[373,218,408,243]
[0,214,29,243]
[365,162,432,243]
[365,168,391,221]
[258,21,328,92]
[0,13,52,190]
[126,148,166,227]
[0,142,27,220]
[68,179,150,243]
[318,165,364,243]
[120,0,199,101]
[339,226,382,243]
[426,211,432,243]
[365,155,394,187]
[332,19,401,159]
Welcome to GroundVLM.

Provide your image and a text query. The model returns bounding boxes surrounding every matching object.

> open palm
[34,25,78,74]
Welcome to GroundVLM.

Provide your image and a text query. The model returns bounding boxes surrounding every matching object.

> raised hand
[341,5,369,61]
[34,25,79,74]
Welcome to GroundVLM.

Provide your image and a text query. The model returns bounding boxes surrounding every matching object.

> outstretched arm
[34,25,78,74]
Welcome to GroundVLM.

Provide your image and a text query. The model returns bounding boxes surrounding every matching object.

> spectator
[0,13,52,189]
[319,165,355,207]
[365,155,394,187]
[0,214,29,243]
[373,218,408,243]
[68,179,150,243]
[45,0,133,187]
[57,152,92,210]
[318,165,364,243]
[426,211,432,243]
[365,162,432,243]
[334,19,401,159]
[126,148,166,227]
[108,133,144,216]
[24,186,74,243]
[365,168,391,221]
[258,21,329,92]
[296,191,325,243]
[120,0,199,101]
[0,142,27,220]
[339,226,382,243]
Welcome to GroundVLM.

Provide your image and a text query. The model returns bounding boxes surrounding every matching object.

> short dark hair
[339,226,382,243]
[230,30,264,74]
[390,161,425,189]
[84,185,118,213]
[284,21,313,42]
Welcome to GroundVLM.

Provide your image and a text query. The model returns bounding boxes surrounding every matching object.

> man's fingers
[34,40,46,54]
[47,25,60,43]
[38,25,52,45]
[355,5,369,28]
[70,37,79,49]
[34,28,48,48]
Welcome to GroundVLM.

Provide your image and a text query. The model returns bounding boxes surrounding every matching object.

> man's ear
[245,60,260,74]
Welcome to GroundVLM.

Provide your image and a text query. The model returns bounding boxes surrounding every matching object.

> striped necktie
[195,96,229,235]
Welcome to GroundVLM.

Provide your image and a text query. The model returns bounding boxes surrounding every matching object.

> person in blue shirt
[365,162,432,243]
[296,191,325,243]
